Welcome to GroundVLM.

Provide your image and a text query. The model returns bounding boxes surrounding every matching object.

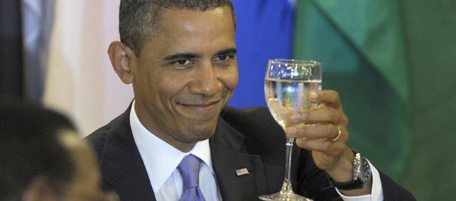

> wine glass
[260,59,321,201]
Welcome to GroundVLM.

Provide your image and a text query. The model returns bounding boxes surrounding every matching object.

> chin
[189,128,217,141]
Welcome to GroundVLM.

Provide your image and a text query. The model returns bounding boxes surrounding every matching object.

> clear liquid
[265,78,322,129]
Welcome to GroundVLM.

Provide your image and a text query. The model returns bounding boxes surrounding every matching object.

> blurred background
[1,0,455,200]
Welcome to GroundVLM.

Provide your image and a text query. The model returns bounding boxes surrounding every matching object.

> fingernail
[287,128,297,136]
[291,114,301,121]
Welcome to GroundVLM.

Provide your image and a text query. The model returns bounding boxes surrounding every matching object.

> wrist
[325,148,355,182]
[328,152,372,191]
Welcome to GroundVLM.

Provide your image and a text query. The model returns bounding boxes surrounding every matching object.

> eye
[215,54,235,61]
[174,59,191,65]
[218,55,228,61]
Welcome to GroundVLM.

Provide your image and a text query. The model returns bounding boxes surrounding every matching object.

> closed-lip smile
[177,100,221,111]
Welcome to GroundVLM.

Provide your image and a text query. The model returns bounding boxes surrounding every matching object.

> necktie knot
[177,154,201,189]
[177,154,205,201]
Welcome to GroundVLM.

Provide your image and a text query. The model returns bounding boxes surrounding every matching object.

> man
[87,0,416,200]
[0,102,117,201]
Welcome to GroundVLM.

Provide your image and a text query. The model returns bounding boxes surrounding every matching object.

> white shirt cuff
[336,160,384,201]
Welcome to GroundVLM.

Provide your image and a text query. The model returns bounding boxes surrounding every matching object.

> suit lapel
[97,106,288,201]
[99,106,156,201]
[210,118,269,201]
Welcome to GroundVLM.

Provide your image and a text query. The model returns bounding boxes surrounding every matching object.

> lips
[177,99,221,110]
[175,99,223,121]
[174,90,231,120]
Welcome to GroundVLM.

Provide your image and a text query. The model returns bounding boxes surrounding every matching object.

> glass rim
[268,59,320,66]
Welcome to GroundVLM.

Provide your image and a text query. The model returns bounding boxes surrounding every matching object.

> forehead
[161,6,234,34]
[141,6,236,57]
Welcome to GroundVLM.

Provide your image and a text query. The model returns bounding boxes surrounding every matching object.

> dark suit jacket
[86,105,416,201]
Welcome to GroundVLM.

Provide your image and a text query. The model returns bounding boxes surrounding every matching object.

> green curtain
[294,0,411,178]
[294,0,412,179]
[294,0,456,200]
[399,1,456,200]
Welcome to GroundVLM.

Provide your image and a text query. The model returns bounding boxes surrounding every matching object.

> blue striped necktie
[177,154,206,201]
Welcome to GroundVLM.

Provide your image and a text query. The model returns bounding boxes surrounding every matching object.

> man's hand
[286,90,372,196]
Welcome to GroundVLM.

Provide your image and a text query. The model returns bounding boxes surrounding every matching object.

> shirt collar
[129,100,213,195]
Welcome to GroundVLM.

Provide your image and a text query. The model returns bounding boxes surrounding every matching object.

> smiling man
[113,5,238,152]
[86,0,415,201]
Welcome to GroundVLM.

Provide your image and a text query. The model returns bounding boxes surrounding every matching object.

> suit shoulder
[220,106,282,139]
[85,123,111,147]
[84,110,130,158]
[221,106,273,123]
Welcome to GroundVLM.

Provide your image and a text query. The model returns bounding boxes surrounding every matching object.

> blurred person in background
[0,101,117,201]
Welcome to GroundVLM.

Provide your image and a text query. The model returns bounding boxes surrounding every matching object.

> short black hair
[0,101,76,201]
[119,0,236,56]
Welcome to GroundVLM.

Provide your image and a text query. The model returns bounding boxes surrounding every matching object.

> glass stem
[282,137,295,193]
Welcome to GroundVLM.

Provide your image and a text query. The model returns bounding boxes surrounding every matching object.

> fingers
[296,137,346,156]
[287,90,354,173]
[308,90,342,108]
[288,124,348,144]
[291,125,348,156]
[289,90,348,126]
[286,89,349,157]
[290,106,343,124]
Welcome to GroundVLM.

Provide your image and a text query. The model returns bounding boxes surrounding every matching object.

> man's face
[131,6,238,151]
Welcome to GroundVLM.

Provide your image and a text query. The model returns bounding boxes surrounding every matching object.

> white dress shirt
[130,101,221,201]
[129,101,383,201]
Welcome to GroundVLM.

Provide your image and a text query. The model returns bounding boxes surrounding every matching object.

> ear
[22,177,59,201]
[108,41,136,84]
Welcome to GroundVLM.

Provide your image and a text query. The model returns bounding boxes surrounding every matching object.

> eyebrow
[215,48,237,56]
[164,52,201,61]
[163,48,237,61]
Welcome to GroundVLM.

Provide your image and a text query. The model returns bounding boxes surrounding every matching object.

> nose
[188,61,223,97]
